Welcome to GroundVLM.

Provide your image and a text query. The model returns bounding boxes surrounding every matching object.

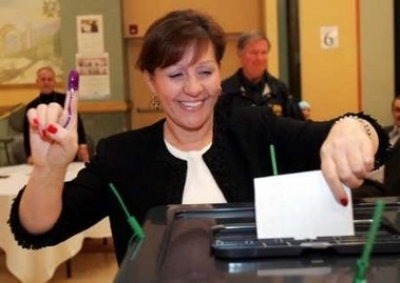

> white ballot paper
[254,170,354,240]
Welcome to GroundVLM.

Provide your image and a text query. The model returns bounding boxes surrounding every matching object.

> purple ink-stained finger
[63,70,79,128]
[68,69,80,92]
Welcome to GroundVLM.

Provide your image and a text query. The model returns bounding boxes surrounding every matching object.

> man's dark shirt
[221,68,304,120]
[23,91,87,158]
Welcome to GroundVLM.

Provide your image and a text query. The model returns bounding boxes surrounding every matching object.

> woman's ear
[143,71,156,93]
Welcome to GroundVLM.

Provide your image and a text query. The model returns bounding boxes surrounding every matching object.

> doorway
[286,0,301,101]
[277,0,301,101]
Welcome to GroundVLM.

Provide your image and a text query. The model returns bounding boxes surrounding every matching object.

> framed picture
[0,0,62,86]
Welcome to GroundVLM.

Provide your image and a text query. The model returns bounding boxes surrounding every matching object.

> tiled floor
[0,239,118,283]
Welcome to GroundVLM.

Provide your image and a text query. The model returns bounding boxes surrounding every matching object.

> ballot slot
[210,216,400,259]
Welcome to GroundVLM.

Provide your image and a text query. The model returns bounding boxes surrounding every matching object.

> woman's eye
[168,72,183,79]
[199,70,212,76]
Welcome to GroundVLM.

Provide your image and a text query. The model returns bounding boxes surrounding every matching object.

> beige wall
[278,0,393,123]
[360,0,394,126]
[123,0,262,38]
[299,0,359,120]
[264,0,280,76]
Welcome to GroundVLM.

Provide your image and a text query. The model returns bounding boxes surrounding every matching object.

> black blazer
[353,126,400,199]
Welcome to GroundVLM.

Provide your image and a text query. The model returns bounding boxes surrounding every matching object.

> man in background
[23,66,90,164]
[353,95,400,198]
[221,31,304,120]
[298,100,311,120]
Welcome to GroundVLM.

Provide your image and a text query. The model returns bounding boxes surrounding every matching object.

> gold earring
[151,93,161,110]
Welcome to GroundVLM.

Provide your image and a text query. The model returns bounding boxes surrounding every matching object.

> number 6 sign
[320,26,339,49]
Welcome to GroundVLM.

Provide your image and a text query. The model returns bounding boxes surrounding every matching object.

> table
[115,203,400,283]
[0,162,112,283]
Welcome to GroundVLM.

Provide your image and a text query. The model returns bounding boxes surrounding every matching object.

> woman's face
[145,43,221,133]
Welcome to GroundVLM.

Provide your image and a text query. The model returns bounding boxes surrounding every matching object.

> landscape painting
[0,0,62,85]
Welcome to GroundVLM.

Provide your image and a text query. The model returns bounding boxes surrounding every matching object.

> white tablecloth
[0,162,112,283]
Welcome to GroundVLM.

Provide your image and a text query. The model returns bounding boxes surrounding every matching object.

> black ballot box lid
[114,201,400,283]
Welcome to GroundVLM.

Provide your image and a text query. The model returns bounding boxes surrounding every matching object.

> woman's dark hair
[136,9,226,74]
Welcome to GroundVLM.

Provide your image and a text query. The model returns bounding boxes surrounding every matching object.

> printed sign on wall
[320,26,339,49]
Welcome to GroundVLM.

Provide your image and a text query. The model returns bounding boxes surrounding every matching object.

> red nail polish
[340,198,348,207]
[47,125,58,134]
[33,118,39,126]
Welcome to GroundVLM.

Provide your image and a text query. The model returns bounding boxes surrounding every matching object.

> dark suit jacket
[221,69,304,120]
[353,126,400,199]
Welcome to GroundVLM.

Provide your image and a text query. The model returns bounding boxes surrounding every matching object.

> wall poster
[75,14,110,99]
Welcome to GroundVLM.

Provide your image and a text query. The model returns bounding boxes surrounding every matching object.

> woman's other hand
[320,116,379,205]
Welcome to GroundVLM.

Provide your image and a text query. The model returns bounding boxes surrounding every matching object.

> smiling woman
[9,9,390,268]
[142,44,221,151]
[136,10,225,151]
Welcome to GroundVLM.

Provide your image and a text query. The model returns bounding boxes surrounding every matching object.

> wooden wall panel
[123,0,262,38]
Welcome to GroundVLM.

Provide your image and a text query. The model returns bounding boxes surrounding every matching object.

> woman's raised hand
[26,73,79,167]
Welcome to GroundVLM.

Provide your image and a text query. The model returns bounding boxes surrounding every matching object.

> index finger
[61,70,79,129]
[321,156,349,206]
